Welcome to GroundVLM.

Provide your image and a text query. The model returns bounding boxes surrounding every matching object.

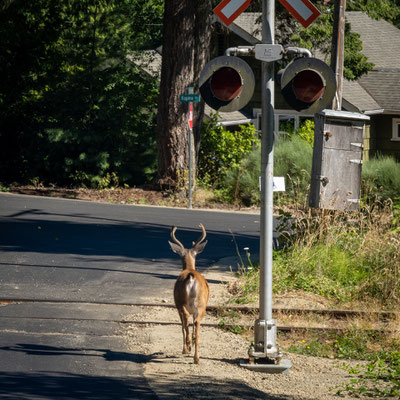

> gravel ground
[122,266,363,400]
[123,305,362,400]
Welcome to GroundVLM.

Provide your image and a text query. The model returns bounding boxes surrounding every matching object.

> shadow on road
[0,344,291,400]
[0,372,157,400]
[0,213,259,267]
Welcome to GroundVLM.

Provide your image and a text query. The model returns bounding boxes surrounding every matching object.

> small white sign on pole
[259,176,286,192]
[255,44,284,62]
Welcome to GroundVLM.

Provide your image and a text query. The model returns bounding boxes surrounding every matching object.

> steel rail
[0,298,397,320]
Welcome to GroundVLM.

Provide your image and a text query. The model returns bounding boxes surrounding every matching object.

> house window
[253,109,314,143]
[392,118,400,141]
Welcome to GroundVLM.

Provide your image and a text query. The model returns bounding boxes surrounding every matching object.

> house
[217,11,400,160]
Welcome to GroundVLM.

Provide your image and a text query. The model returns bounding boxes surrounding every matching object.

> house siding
[370,115,400,160]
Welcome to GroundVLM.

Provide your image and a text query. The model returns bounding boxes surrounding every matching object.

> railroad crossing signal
[199,55,255,112]
[279,57,336,114]
[200,55,335,114]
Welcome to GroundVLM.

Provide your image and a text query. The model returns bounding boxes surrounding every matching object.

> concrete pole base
[239,358,291,374]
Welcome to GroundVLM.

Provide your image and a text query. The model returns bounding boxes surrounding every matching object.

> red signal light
[279,57,336,114]
[210,67,242,101]
[292,70,325,103]
[199,55,255,112]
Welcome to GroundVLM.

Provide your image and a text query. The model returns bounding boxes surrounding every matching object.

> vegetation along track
[1,298,398,335]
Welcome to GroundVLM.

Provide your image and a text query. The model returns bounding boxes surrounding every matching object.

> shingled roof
[230,11,400,114]
[345,12,400,70]
[346,12,400,113]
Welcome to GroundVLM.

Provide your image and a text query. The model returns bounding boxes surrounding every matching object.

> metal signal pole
[258,0,276,353]
[241,0,291,374]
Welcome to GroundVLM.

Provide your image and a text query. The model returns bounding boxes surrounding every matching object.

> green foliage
[233,201,400,306]
[221,133,313,207]
[296,119,314,145]
[362,155,400,203]
[343,28,375,80]
[283,2,375,80]
[340,350,400,398]
[0,183,10,192]
[347,0,400,29]
[223,143,261,206]
[273,243,364,301]
[0,0,163,187]
[289,330,399,361]
[287,325,400,397]
[274,135,313,203]
[198,112,259,188]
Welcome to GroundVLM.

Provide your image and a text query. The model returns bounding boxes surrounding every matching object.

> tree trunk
[156,0,212,191]
[156,0,195,190]
[193,1,212,159]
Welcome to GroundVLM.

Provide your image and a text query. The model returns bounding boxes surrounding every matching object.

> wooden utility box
[309,110,370,211]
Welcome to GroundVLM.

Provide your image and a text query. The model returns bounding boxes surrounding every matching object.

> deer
[168,223,210,364]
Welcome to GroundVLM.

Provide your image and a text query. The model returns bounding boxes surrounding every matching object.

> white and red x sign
[278,0,321,28]
[214,0,320,28]
[213,0,252,26]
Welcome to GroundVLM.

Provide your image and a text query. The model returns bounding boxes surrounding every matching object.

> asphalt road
[0,193,262,399]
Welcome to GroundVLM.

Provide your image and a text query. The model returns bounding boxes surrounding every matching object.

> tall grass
[274,135,313,204]
[362,155,400,202]
[275,203,400,306]
[222,135,313,206]
[231,203,400,307]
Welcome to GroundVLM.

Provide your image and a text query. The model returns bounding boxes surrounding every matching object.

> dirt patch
[7,185,258,212]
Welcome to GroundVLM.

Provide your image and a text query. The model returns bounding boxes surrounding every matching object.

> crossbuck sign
[213,0,252,26]
[278,0,320,28]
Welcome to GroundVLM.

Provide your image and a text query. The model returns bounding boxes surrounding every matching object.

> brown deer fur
[168,224,209,364]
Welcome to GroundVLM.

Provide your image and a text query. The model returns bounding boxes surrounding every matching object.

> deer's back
[174,269,209,314]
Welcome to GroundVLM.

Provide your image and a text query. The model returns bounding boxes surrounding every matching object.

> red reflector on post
[210,67,242,101]
[292,69,325,103]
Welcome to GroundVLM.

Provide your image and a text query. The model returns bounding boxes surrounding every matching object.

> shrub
[198,112,259,188]
[362,155,400,203]
[223,143,261,206]
[222,134,313,206]
[274,135,313,203]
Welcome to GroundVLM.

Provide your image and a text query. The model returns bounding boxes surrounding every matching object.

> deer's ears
[168,241,185,256]
[192,240,208,255]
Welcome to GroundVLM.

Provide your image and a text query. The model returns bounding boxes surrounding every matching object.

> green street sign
[180,94,200,102]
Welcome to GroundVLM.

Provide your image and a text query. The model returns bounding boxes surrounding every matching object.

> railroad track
[1,297,398,334]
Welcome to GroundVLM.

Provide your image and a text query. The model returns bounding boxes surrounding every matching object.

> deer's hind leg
[178,307,191,354]
[193,308,206,364]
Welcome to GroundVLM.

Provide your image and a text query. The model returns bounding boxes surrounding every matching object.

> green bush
[198,112,259,188]
[223,142,261,206]
[296,119,314,145]
[362,155,400,203]
[274,135,313,202]
[222,134,313,206]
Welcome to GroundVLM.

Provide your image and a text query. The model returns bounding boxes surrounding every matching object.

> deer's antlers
[193,223,207,248]
[170,226,185,249]
[171,224,207,250]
